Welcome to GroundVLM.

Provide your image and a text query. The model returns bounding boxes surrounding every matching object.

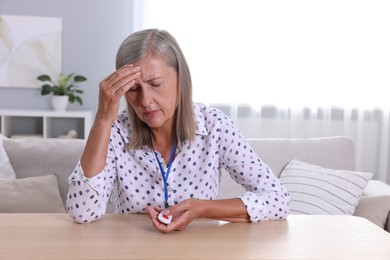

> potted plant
[37,73,87,110]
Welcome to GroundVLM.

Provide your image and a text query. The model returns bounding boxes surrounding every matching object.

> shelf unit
[0,109,93,140]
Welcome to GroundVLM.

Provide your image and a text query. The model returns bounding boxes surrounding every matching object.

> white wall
[0,0,134,112]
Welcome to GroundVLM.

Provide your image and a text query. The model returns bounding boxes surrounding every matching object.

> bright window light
[136,0,390,109]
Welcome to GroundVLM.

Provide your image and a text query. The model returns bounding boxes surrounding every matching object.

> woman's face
[125,55,178,132]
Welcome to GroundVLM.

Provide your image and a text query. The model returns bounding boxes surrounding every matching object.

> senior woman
[66,28,290,233]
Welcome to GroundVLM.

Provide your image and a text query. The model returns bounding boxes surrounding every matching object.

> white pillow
[280,159,373,215]
[0,134,16,180]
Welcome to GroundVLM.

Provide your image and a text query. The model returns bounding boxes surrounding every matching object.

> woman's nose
[141,87,153,106]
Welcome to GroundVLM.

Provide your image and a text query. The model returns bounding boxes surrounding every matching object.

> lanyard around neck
[153,141,177,209]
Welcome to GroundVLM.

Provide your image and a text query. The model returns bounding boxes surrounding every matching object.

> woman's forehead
[136,56,176,82]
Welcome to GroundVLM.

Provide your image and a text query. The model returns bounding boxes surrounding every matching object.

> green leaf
[75,96,83,105]
[52,86,65,95]
[68,94,75,103]
[58,73,73,88]
[41,84,52,95]
[37,75,52,82]
[74,75,87,82]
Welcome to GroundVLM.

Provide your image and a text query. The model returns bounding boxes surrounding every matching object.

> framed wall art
[0,15,62,88]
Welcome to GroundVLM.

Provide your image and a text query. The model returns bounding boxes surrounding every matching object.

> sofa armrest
[356,180,390,232]
[354,195,390,232]
[363,180,390,196]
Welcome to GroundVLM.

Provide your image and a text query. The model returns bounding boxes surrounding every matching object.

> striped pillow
[280,159,373,215]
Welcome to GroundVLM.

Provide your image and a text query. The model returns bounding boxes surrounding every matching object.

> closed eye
[150,82,162,87]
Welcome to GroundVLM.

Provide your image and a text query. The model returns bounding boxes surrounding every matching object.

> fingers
[100,64,141,99]
[95,64,141,122]
[147,199,200,234]
[146,206,172,233]
[168,198,199,217]
[146,206,158,221]
[146,205,182,233]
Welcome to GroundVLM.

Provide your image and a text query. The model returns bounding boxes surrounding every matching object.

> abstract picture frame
[0,14,62,88]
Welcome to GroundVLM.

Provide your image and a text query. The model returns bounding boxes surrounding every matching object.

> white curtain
[210,104,390,183]
[134,0,390,184]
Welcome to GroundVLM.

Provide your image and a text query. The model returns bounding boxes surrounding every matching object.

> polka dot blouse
[66,103,290,223]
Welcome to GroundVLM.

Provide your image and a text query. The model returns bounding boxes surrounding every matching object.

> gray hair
[116,28,196,149]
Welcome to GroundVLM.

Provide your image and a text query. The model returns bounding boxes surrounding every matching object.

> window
[135,0,390,109]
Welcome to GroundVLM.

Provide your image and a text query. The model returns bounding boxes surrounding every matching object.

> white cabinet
[0,109,93,140]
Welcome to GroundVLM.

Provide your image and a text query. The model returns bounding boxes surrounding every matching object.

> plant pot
[51,95,69,111]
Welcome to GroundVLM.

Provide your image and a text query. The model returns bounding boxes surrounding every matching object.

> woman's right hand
[80,65,141,178]
[96,64,141,123]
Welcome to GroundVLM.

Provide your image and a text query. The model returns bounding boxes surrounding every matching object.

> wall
[0,0,134,112]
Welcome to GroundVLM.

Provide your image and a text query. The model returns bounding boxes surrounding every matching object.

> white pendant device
[158,211,172,225]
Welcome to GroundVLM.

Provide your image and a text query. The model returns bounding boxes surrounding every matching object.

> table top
[0,214,389,259]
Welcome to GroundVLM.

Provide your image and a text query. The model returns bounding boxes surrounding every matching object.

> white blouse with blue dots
[66,103,290,223]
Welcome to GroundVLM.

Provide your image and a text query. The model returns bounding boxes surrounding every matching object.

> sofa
[1,136,390,232]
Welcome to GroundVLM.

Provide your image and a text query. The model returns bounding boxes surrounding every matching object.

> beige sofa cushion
[3,138,85,206]
[0,174,65,213]
[0,134,16,180]
[354,195,390,230]
[363,180,390,196]
[220,137,356,199]
[247,136,355,178]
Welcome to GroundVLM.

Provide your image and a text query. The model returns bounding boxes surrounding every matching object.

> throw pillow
[0,174,65,213]
[0,134,16,180]
[280,159,373,215]
[354,195,390,229]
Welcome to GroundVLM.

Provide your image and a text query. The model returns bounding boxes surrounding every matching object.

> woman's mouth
[143,109,160,118]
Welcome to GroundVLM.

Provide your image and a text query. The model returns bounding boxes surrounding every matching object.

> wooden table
[0,214,389,259]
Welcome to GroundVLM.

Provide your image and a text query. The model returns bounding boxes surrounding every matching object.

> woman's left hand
[146,198,201,233]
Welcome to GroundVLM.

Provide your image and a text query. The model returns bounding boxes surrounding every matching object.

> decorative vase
[51,95,69,111]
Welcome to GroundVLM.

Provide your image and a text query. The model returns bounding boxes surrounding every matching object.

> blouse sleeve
[218,113,291,222]
[66,138,119,223]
